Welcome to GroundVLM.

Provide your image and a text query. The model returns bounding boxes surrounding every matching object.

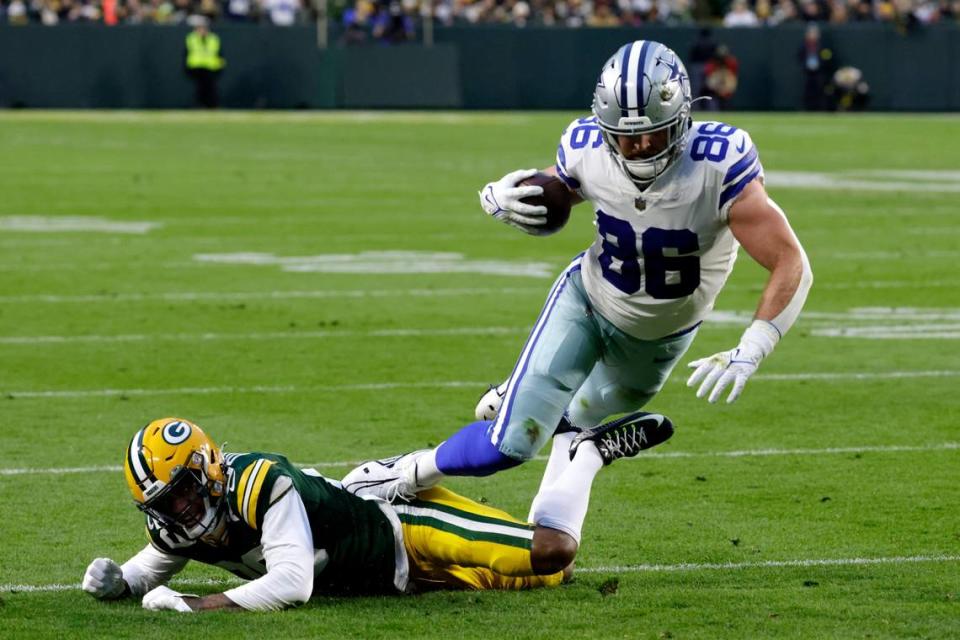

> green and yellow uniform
[145,452,562,594]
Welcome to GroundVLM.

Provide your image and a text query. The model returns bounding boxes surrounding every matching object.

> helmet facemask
[598,113,691,187]
[138,450,225,542]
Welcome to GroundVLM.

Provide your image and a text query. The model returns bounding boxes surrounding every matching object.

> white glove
[82,557,126,600]
[475,382,507,421]
[479,168,549,234]
[686,320,780,404]
[142,585,195,613]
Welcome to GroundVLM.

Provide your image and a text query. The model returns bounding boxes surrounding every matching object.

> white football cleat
[474,382,508,421]
[341,450,434,503]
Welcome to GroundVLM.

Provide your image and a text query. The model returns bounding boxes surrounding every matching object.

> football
[519,172,573,236]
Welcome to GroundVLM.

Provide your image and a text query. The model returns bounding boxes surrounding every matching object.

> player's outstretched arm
[687,179,813,404]
[141,492,314,612]
[146,482,315,613]
[83,545,189,601]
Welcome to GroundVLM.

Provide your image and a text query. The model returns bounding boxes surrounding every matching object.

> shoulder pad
[225,454,283,530]
[556,115,604,191]
[689,121,763,211]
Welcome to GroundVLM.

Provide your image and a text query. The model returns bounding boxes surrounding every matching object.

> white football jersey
[555,116,764,340]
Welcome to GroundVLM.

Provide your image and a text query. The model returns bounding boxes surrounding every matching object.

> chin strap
[690,96,713,110]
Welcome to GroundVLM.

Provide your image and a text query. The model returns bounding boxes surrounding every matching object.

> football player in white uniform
[345,40,813,573]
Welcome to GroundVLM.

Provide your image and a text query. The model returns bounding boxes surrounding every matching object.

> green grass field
[1,111,958,639]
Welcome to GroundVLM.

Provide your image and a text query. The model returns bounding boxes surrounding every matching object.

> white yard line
[0,110,539,125]
[0,287,543,304]
[812,327,960,340]
[724,280,960,291]
[4,554,959,593]
[578,554,960,574]
[751,370,960,381]
[0,216,161,234]
[2,279,958,303]
[0,327,528,345]
[2,442,956,477]
[0,380,488,399]
[2,369,958,400]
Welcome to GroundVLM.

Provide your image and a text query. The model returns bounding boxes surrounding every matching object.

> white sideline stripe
[3,369,959,400]
[5,554,960,593]
[577,554,960,574]
[3,442,957,476]
[0,287,544,304]
[0,327,528,345]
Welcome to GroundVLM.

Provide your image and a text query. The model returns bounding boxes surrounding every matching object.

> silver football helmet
[592,40,692,186]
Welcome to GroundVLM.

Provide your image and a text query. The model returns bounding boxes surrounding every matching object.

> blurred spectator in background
[688,27,717,106]
[341,0,374,43]
[703,43,738,109]
[587,0,619,25]
[103,0,119,22]
[827,65,869,110]
[264,0,299,24]
[512,0,532,27]
[723,0,759,25]
[184,15,225,108]
[798,22,833,110]
[4,0,959,29]
[225,0,254,21]
[373,0,415,43]
[797,0,827,21]
[7,0,29,23]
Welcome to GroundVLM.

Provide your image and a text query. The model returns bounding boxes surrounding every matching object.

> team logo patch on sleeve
[162,420,192,445]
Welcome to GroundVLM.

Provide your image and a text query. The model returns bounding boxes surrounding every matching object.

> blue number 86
[690,123,737,162]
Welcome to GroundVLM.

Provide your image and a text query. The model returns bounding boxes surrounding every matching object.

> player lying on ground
[349,40,812,564]
[83,413,672,612]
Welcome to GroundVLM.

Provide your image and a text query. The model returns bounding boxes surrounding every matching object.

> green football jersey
[146,452,400,594]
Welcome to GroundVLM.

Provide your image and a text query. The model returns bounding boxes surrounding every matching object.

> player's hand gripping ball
[480,169,572,236]
[517,172,572,236]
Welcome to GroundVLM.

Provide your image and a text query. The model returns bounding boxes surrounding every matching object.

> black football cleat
[568,411,674,465]
[553,413,582,436]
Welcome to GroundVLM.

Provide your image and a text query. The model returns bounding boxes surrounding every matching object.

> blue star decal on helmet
[660,56,685,82]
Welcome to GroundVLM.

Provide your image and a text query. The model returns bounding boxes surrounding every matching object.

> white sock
[412,448,444,488]
[527,432,576,521]
[529,441,604,544]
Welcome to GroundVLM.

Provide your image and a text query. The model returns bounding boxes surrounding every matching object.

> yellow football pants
[393,486,565,591]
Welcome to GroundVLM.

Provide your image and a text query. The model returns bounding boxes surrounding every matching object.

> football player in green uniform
[82,414,668,612]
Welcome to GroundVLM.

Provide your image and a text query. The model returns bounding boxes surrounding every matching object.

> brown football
[519,172,573,236]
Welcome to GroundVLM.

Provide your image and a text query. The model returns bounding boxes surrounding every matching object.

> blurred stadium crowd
[0,0,955,26]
